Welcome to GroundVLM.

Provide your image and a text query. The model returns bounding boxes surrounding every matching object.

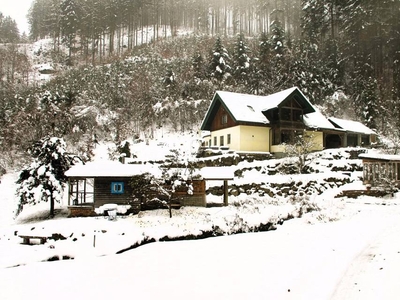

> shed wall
[94,177,134,208]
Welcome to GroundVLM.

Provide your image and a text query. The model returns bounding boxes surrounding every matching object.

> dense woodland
[0,0,400,169]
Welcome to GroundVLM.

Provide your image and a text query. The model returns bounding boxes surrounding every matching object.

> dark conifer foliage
[0,13,20,43]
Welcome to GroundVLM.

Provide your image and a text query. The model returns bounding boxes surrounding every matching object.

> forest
[0,0,399,170]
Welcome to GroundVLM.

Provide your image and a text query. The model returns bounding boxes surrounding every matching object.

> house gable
[201,91,271,131]
[209,96,237,131]
[262,88,315,123]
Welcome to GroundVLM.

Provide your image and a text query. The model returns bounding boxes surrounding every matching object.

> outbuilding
[359,153,400,187]
[65,161,158,216]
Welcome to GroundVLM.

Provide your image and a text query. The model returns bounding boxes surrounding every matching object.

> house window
[293,109,302,121]
[272,128,303,145]
[220,135,224,146]
[221,114,228,125]
[214,136,217,146]
[281,108,291,121]
[361,135,370,146]
[281,130,292,143]
[111,182,124,194]
[227,134,231,144]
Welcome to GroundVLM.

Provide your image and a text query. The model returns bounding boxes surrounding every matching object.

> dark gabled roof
[200,87,316,130]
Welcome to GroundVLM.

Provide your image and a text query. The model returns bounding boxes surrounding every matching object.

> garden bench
[19,235,49,245]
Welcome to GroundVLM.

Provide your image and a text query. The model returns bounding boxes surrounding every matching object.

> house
[200,87,376,155]
[65,160,207,216]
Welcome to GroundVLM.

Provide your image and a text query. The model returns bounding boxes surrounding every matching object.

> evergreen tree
[233,33,251,85]
[267,17,291,92]
[362,76,378,130]
[60,0,79,65]
[269,18,286,61]
[0,14,20,43]
[209,37,231,83]
[192,52,206,80]
[351,53,378,130]
[16,136,81,217]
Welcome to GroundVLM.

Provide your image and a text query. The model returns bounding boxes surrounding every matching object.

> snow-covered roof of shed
[329,117,376,135]
[66,160,161,178]
[359,152,400,161]
[200,167,234,180]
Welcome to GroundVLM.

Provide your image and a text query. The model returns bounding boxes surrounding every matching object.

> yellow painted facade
[205,127,324,154]
[308,131,324,151]
[209,125,270,152]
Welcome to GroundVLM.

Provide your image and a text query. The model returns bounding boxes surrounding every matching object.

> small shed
[359,153,400,187]
[201,167,234,206]
[65,161,159,216]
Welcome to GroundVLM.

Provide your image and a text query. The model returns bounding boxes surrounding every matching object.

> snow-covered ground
[1,140,399,299]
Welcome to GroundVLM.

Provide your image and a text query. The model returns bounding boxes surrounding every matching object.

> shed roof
[66,160,161,178]
[200,167,234,180]
[359,153,400,162]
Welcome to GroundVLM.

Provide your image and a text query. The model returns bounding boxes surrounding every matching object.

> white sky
[0,0,33,34]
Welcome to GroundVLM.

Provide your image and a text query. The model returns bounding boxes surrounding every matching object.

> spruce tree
[16,136,81,217]
[60,0,79,65]
[209,37,231,83]
[233,33,251,85]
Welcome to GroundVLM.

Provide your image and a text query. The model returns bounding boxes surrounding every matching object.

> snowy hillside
[0,142,375,263]
[2,138,400,299]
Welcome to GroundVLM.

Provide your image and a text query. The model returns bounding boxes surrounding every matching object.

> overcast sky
[1,0,33,34]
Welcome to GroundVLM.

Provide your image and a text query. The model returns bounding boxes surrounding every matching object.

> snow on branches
[16,136,81,216]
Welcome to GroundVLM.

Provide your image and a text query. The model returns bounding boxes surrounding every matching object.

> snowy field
[1,140,400,299]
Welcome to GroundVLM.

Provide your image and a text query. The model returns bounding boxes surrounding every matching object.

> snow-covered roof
[200,167,234,180]
[217,87,309,124]
[302,109,338,131]
[359,153,400,161]
[66,160,161,178]
[329,117,376,135]
[215,91,271,124]
[201,87,317,130]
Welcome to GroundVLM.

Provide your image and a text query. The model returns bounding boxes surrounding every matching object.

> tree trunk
[50,196,55,218]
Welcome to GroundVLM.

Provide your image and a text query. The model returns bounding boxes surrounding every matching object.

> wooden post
[68,178,71,206]
[83,178,87,203]
[223,180,228,206]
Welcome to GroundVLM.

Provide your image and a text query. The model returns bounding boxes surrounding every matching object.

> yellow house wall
[207,128,322,153]
[270,131,324,153]
[239,125,270,152]
[210,126,241,150]
[210,125,270,152]
[307,131,324,151]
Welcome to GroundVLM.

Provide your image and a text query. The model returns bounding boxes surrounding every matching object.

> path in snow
[331,202,400,299]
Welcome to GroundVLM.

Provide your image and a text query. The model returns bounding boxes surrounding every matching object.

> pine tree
[16,137,81,217]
